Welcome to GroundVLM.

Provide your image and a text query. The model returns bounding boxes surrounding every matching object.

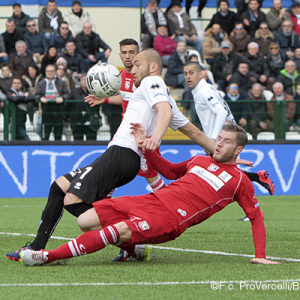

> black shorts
[64,146,140,204]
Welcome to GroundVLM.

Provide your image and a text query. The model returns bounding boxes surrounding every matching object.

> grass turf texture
[0,196,299,300]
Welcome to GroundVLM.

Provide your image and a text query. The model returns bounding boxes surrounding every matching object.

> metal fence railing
[1,98,300,142]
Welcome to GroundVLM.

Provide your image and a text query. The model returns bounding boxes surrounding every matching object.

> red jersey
[119,69,135,117]
[145,151,266,258]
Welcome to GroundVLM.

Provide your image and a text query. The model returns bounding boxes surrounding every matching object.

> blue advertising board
[0,143,299,198]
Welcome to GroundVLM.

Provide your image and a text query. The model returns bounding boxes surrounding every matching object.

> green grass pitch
[0,196,299,300]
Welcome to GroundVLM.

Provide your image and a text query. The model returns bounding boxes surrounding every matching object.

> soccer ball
[86,63,122,98]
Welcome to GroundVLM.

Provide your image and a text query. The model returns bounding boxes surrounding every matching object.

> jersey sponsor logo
[218,171,232,183]
[207,163,219,172]
[177,208,187,217]
[151,83,160,89]
[138,220,150,231]
[189,166,224,191]
[74,182,82,190]
[125,80,131,90]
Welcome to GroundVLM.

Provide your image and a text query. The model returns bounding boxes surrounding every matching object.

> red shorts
[137,147,160,178]
[92,194,180,245]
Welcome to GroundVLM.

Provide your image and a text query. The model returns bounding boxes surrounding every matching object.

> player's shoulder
[141,76,165,88]
[120,69,133,78]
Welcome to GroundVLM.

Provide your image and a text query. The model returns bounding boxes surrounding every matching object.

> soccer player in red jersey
[21,123,279,266]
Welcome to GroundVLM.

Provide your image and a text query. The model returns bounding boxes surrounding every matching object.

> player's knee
[56,176,70,194]
[77,209,102,231]
[115,222,132,242]
[64,193,80,206]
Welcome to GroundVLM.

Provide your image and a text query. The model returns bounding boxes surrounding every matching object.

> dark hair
[13,3,21,8]
[47,46,58,58]
[60,21,69,27]
[218,0,229,7]
[119,38,139,51]
[184,61,202,72]
[0,63,9,69]
[12,76,23,83]
[7,18,15,24]
[26,62,40,77]
[222,124,248,147]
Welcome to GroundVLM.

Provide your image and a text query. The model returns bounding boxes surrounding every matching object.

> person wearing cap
[153,25,176,67]
[166,0,203,54]
[224,83,248,130]
[141,0,175,49]
[212,40,242,92]
[64,0,95,37]
[205,0,239,36]
[10,3,30,35]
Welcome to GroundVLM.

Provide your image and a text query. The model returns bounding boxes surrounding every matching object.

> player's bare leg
[21,222,132,266]
[6,176,70,260]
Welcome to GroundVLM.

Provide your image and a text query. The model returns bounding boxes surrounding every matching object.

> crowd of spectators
[0,0,110,141]
[148,0,300,139]
[1,0,300,141]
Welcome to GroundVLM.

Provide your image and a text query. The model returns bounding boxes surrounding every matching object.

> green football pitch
[0,196,299,300]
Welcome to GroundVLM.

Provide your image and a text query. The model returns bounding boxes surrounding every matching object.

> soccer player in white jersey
[86,38,167,194]
[183,61,275,200]
[7,49,215,262]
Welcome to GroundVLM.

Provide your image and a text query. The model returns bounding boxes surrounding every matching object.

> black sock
[243,171,259,183]
[30,181,65,250]
[64,202,93,217]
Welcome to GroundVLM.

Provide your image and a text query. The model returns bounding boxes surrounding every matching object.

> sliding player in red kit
[20,124,279,266]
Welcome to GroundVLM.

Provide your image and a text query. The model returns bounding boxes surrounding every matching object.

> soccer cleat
[113,249,130,262]
[257,170,275,195]
[20,249,48,266]
[6,242,33,262]
[134,245,150,261]
[238,216,250,221]
[113,245,150,262]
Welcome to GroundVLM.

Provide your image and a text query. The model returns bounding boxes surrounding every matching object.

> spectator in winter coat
[10,3,30,35]
[153,25,176,67]
[75,22,111,72]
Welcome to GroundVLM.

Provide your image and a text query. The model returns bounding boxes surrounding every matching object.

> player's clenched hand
[141,137,159,153]
[130,123,147,146]
[85,95,106,107]
[251,258,281,265]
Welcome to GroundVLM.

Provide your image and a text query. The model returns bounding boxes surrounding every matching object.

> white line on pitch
[0,279,299,287]
[1,232,300,262]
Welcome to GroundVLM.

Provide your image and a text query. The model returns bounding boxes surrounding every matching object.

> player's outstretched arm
[85,94,122,107]
[251,258,281,265]
[85,94,106,107]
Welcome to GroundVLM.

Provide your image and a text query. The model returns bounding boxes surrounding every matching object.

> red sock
[47,225,120,263]
[150,176,165,192]
[104,189,115,199]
